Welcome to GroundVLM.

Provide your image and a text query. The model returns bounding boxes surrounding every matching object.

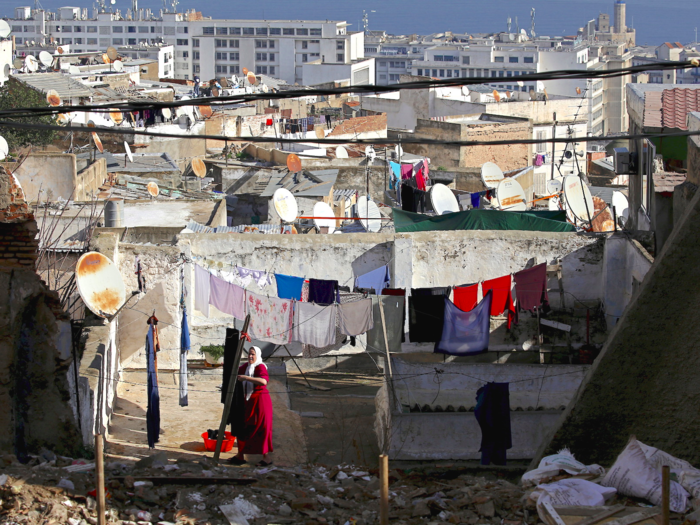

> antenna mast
[531,8,536,39]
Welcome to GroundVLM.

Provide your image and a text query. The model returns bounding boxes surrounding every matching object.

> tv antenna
[507,17,511,32]
[531,8,536,39]
[362,10,376,34]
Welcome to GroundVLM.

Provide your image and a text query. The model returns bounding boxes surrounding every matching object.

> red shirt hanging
[481,275,516,328]
[453,283,479,312]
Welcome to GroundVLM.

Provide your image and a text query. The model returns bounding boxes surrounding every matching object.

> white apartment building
[7,7,365,85]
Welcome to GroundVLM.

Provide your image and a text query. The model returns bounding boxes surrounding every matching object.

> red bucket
[201,431,236,452]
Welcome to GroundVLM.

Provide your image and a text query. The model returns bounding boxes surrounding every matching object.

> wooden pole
[95,433,106,525]
[379,454,389,525]
[662,465,670,525]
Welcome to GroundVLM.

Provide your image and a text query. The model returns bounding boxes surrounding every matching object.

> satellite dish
[57,47,64,54]
[92,132,104,153]
[124,141,133,162]
[3,64,9,77]
[162,107,172,120]
[494,178,527,211]
[39,50,53,67]
[336,146,349,159]
[313,201,336,234]
[0,20,11,39]
[562,175,594,223]
[365,145,376,163]
[113,60,123,72]
[529,88,536,101]
[395,144,403,158]
[75,252,126,318]
[110,109,123,125]
[106,46,118,61]
[246,72,256,85]
[25,55,38,72]
[576,86,582,95]
[191,158,206,178]
[0,136,8,160]
[517,80,524,87]
[430,183,460,215]
[546,178,563,195]
[548,195,560,211]
[273,188,298,223]
[242,67,249,75]
[147,181,159,197]
[198,105,212,118]
[69,65,80,74]
[612,191,629,226]
[46,89,61,106]
[315,126,324,139]
[492,90,501,102]
[56,113,69,126]
[357,196,381,232]
[286,153,302,173]
[481,161,504,188]
[13,58,23,69]
[87,119,96,128]
[262,84,269,93]
[102,53,111,64]
[506,90,512,98]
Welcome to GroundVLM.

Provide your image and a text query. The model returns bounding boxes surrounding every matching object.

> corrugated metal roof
[334,189,357,199]
[589,186,615,205]
[14,73,94,99]
[260,169,338,198]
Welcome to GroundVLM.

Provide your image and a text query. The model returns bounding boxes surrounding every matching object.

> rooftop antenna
[531,8,536,39]
[507,17,511,32]
[515,16,519,34]
[132,0,138,17]
[362,10,376,34]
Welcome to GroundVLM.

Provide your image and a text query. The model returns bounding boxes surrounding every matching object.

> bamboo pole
[380,454,389,525]
[95,434,106,525]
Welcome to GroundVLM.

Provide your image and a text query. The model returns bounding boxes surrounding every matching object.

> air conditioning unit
[613,147,630,174]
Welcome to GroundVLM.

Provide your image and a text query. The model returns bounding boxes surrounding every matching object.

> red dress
[236,363,274,455]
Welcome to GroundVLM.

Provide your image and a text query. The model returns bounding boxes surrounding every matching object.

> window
[74,37,83,44]
[435,55,443,61]
[592,80,602,91]
[256,40,268,48]
[454,69,459,77]
[231,65,240,74]
[506,71,512,77]
[216,65,227,73]
[283,28,294,35]
[439,69,445,77]
[182,51,188,58]
[417,69,423,75]
[112,38,123,45]
[513,70,519,76]
[192,65,199,73]
[138,38,147,44]
[176,39,188,45]
[216,27,227,35]
[256,27,267,35]
[380,74,386,80]
[99,26,110,34]
[88,37,97,44]
[301,41,308,49]
[389,74,400,81]
[242,27,254,35]
[336,40,344,50]
[592,94,603,107]
[230,27,241,35]
[337,53,344,62]
[192,38,199,47]
[462,56,470,64]
[256,65,268,74]
[491,71,497,77]
[112,26,123,33]
[228,39,239,48]
[138,26,149,33]
[302,53,308,62]
[61,25,72,32]
[11,26,21,33]
[216,52,226,59]
[447,70,452,77]
[62,38,72,44]
[524,56,534,63]
[269,53,275,61]
[87,26,97,33]
[269,66,275,75]
[536,130,547,153]
[494,56,504,62]
[268,40,275,48]
[74,26,83,32]
[499,70,504,77]
[203,27,214,35]
[193,51,200,59]
[14,37,22,43]
[216,39,227,47]
[229,52,239,60]
[509,56,519,63]
[432,69,437,76]
[127,38,136,45]
[256,52,267,61]
[296,28,308,35]
[270,28,281,35]
[126,26,135,33]
[307,28,321,36]
[164,26,175,35]
[177,26,187,33]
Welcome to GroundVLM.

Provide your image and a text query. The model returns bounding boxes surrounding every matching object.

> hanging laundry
[474,382,512,466]
[423,159,430,181]
[194,264,210,317]
[266,118,273,126]
[401,164,413,180]
[453,283,479,312]
[275,273,305,301]
[366,295,405,354]
[293,302,337,347]
[534,154,544,166]
[338,298,374,336]
[415,167,426,192]
[435,292,492,356]
[481,275,516,328]
[514,263,549,313]
[135,255,146,293]
[471,192,481,209]
[401,184,423,213]
[389,162,402,181]
[237,266,272,289]
[210,274,235,315]
[246,292,293,344]
[179,307,190,407]
[300,279,310,302]
[301,291,362,357]
[408,287,450,343]
[145,319,160,449]
[308,278,340,305]
[381,287,406,342]
[354,265,391,295]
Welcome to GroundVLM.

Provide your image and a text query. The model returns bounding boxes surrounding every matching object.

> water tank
[104,198,124,227]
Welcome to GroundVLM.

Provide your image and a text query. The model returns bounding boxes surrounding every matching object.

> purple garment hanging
[434,292,493,356]
[401,164,413,180]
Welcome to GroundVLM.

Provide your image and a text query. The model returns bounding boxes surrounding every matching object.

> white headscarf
[244,346,263,401]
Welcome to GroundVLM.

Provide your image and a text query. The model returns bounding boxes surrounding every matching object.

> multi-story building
[6,7,365,85]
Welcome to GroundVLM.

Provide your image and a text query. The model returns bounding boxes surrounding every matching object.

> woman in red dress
[229,346,274,466]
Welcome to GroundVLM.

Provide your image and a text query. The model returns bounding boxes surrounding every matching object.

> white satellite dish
[25,55,38,72]
[273,188,299,223]
[39,50,53,67]
[124,141,134,163]
[69,65,80,74]
[365,145,376,163]
[548,195,560,211]
[0,20,10,39]
[395,144,403,158]
[0,136,8,160]
[612,191,629,226]
[546,178,563,195]
[357,196,381,233]
[430,183,460,215]
[2,64,8,77]
[75,252,127,318]
[517,80,524,87]
[336,146,349,159]
[562,175,594,223]
[494,178,527,211]
[162,107,172,120]
[262,84,269,93]
[480,162,504,189]
[313,201,336,234]
[113,60,123,72]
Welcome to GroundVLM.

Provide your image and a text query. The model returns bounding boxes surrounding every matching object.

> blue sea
[1,0,697,47]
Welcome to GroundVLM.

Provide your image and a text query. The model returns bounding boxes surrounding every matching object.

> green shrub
[199,344,225,361]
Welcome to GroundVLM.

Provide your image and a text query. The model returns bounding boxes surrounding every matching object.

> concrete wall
[75,157,106,201]
[14,153,77,202]
[135,122,207,172]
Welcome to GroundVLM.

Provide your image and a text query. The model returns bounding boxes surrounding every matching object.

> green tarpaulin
[392,208,576,233]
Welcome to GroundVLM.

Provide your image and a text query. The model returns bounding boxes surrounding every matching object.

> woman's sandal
[227,457,247,465]
[256,460,273,467]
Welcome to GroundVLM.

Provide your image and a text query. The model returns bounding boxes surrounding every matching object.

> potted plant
[199,344,225,366]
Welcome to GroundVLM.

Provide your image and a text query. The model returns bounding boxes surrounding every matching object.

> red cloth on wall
[514,263,549,313]
[481,275,515,328]
[453,283,479,312]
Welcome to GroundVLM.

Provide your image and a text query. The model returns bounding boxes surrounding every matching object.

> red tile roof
[661,88,700,130]
[643,91,663,128]
[345,101,360,107]
[328,114,387,137]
